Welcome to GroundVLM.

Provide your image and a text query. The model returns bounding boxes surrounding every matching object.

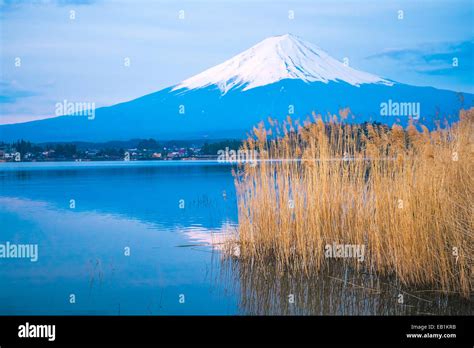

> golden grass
[230,108,474,297]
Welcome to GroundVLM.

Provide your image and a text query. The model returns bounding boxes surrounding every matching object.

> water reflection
[221,258,473,315]
[0,162,238,315]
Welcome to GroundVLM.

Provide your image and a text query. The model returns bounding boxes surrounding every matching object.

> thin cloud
[367,40,473,76]
[0,0,97,10]
[0,81,38,104]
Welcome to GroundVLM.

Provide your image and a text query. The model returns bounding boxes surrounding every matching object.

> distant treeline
[0,121,395,159]
[0,138,246,158]
[200,140,245,155]
[4,140,78,157]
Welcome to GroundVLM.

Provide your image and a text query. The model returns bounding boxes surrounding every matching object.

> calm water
[0,161,471,315]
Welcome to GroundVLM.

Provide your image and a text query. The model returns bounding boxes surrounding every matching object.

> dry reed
[230,108,474,297]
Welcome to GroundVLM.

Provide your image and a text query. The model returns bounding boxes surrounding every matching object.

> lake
[0,161,471,315]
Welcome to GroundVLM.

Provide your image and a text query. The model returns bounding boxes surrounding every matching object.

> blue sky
[1,0,473,124]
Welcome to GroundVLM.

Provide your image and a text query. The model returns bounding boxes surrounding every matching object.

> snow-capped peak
[173,34,393,93]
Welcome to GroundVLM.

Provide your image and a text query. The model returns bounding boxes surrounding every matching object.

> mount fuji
[1,34,472,142]
[173,34,393,92]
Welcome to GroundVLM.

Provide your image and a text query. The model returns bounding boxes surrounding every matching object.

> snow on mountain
[173,34,393,93]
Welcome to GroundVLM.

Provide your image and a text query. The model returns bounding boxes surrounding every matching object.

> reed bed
[231,108,474,297]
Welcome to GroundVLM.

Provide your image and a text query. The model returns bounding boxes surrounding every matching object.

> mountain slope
[0,34,471,143]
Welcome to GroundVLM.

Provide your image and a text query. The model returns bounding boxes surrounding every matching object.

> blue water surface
[0,161,239,315]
